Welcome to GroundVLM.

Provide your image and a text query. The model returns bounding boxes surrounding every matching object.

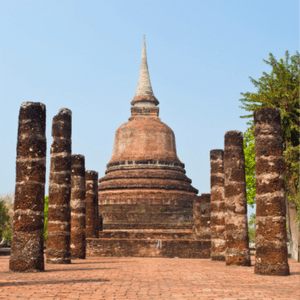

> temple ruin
[86,36,211,258]
[8,38,294,278]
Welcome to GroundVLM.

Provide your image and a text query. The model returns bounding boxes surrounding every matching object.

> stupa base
[86,233,211,258]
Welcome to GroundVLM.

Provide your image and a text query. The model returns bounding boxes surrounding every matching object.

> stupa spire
[131,35,159,107]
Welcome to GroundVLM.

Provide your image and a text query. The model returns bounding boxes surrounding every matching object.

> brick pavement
[0,255,299,299]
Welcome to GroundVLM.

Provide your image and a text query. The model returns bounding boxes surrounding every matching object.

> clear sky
[0,1,298,215]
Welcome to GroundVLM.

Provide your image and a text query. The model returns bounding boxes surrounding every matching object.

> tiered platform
[86,225,211,258]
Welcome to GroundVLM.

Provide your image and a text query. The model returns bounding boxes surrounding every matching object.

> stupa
[98,36,199,230]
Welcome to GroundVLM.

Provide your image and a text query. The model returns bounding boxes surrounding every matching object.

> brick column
[85,170,99,238]
[9,102,46,272]
[224,131,251,266]
[194,194,211,239]
[99,214,103,232]
[46,108,72,264]
[254,107,289,275]
[210,149,226,261]
[70,155,86,259]
[193,196,201,238]
[200,193,211,239]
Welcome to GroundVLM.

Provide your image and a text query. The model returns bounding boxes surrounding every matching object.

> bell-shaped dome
[107,114,184,171]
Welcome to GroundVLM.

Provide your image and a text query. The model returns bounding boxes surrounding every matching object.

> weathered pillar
[224,131,251,266]
[99,214,103,232]
[46,108,72,264]
[200,193,211,239]
[94,176,99,235]
[70,155,86,259]
[254,107,290,275]
[210,149,226,261]
[9,102,46,272]
[85,170,99,238]
[194,194,211,239]
[193,196,201,238]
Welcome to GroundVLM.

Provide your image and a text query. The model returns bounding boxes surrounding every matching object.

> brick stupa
[98,36,198,230]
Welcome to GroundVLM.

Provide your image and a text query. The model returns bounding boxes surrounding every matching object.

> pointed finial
[131,35,159,107]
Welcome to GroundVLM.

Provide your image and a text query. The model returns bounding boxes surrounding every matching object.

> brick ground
[0,256,299,299]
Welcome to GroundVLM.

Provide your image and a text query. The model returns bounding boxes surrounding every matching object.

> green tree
[248,213,256,244]
[243,127,256,208]
[44,196,49,242]
[239,50,300,260]
[0,199,10,242]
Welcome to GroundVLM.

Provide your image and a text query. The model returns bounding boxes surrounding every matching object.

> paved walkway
[0,256,299,299]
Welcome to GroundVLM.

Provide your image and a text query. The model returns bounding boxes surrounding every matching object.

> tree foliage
[283,145,299,216]
[240,51,299,210]
[240,50,299,148]
[0,193,14,243]
[0,200,10,228]
[44,195,49,242]
[248,213,256,244]
[0,199,10,242]
[243,127,256,208]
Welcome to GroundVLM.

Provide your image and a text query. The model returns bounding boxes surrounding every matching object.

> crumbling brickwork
[85,170,99,238]
[224,131,251,266]
[46,108,72,264]
[193,196,201,237]
[200,194,211,239]
[9,102,46,272]
[86,238,211,258]
[194,194,211,239]
[254,107,290,275]
[70,155,86,259]
[210,149,226,261]
[99,214,103,232]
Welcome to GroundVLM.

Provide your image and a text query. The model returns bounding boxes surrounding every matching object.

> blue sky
[0,1,298,215]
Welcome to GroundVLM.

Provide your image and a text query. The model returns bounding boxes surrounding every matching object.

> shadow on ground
[0,278,109,287]
[45,267,115,272]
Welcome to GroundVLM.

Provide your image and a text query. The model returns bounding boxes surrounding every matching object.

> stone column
[99,214,103,232]
[254,107,290,275]
[46,108,72,264]
[9,102,46,272]
[224,131,251,266]
[200,193,211,239]
[70,155,86,259]
[193,196,201,238]
[85,170,99,238]
[210,149,226,261]
[194,194,211,239]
